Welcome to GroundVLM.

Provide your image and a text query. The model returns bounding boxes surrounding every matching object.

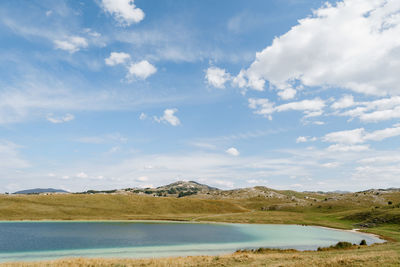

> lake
[0,221,385,262]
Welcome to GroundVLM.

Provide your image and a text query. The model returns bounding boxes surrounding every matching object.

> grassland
[0,188,399,266]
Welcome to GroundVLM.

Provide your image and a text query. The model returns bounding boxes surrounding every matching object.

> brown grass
[0,194,247,221]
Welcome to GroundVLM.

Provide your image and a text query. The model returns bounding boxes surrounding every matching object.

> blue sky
[1,0,400,193]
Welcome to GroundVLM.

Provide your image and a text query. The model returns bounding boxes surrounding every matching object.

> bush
[360,239,367,245]
[318,241,354,251]
[332,241,353,249]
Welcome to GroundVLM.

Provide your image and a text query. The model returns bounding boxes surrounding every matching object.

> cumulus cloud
[54,36,88,53]
[234,0,400,96]
[46,113,74,124]
[105,52,131,66]
[101,0,145,26]
[277,88,297,100]
[226,147,240,156]
[154,108,181,126]
[128,60,157,79]
[205,67,231,88]
[104,53,156,80]
[331,95,355,109]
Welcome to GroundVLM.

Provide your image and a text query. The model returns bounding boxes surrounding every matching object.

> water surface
[0,221,384,262]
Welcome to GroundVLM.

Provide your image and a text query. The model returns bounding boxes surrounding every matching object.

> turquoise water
[0,221,384,262]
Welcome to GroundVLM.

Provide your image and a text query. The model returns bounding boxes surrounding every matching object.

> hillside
[121,180,219,197]
[0,194,247,220]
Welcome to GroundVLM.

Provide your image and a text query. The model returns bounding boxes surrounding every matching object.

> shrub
[318,241,354,251]
[333,241,353,249]
[360,239,367,245]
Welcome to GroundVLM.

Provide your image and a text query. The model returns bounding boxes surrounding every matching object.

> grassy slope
[0,192,400,266]
[0,194,247,220]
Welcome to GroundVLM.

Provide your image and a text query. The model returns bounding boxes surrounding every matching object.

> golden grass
[0,194,247,220]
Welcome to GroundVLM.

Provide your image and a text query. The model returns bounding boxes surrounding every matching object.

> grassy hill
[0,193,247,220]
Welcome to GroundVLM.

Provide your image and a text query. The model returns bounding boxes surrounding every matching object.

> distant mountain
[156,181,219,192]
[122,181,219,197]
[13,188,69,194]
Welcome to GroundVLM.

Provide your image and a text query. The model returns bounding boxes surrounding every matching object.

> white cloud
[154,108,181,126]
[139,112,147,120]
[54,36,88,53]
[226,147,240,156]
[275,98,325,113]
[323,125,400,145]
[248,98,325,119]
[234,0,400,96]
[128,60,157,79]
[46,113,74,124]
[104,54,156,81]
[331,95,355,109]
[248,98,274,119]
[337,96,400,122]
[277,88,296,100]
[364,125,400,141]
[205,67,231,88]
[101,0,145,26]
[296,136,317,143]
[327,144,370,152]
[105,52,131,66]
[323,128,365,144]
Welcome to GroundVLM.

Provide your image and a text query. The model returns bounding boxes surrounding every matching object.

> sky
[1,0,400,193]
